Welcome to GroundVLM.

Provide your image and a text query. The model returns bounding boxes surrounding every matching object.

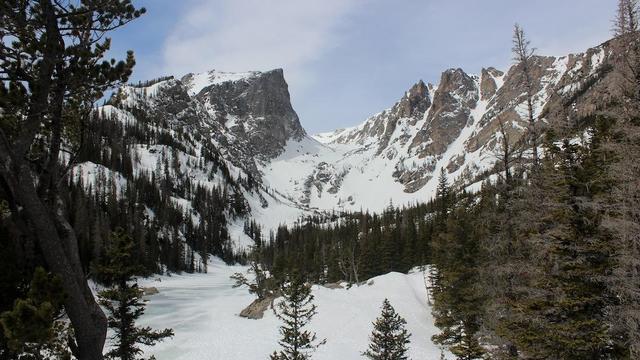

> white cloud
[162,0,357,92]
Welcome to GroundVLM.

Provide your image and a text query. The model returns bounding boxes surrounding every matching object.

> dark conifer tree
[98,229,173,360]
[0,1,145,356]
[435,169,451,231]
[271,273,325,360]
[0,268,71,360]
[362,299,411,360]
[431,207,485,360]
[498,120,618,359]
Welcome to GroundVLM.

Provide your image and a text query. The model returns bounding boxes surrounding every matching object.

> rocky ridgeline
[117,68,306,182]
[97,37,627,231]
[319,38,622,196]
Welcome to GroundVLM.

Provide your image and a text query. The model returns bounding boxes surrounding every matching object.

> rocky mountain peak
[99,38,626,228]
[396,80,431,120]
[194,68,306,161]
[437,68,478,108]
[410,68,478,158]
[322,79,432,151]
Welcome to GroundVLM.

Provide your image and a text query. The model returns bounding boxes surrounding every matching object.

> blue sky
[108,0,615,134]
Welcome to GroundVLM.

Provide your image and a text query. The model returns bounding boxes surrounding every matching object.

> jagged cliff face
[411,69,478,157]
[187,69,305,161]
[330,80,432,154]
[118,69,306,178]
[89,38,625,240]
[81,69,312,250]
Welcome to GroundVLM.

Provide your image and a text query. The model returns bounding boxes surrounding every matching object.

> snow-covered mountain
[88,38,623,249]
[257,40,616,214]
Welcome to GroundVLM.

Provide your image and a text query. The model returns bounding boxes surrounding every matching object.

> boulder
[239,296,275,320]
[142,287,159,296]
[323,282,344,289]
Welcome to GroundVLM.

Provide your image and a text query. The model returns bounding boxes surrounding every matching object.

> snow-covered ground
[135,258,449,359]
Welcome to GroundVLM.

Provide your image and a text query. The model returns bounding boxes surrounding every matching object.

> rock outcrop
[308,37,623,200]
[480,67,503,100]
[331,80,431,155]
[194,69,306,160]
[239,296,275,320]
[410,68,478,158]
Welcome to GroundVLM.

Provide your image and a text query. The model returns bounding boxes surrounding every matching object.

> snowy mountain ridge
[259,40,614,216]
[85,37,623,249]
[181,70,262,96]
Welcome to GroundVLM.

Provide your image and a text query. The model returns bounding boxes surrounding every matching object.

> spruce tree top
[271,273,325,360]
[363,299,411,360]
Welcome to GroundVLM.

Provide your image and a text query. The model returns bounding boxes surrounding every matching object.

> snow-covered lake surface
[134,258,449,359]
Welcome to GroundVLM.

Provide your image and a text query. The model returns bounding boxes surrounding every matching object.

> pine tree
[496,120,618,359]
[435,169,451,231]
[609,2,640,355]
[362,299,411,360]
[430,208,485,360]
[271,273,325,360]
[614,0,639,36]
[0,268,71,360]
[512,23,539,165]
[98,229,173,360]
[0,2,145,357]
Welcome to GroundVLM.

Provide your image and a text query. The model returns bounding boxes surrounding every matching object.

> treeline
[1,91,248,310]
[256,199,436,285]
[68,103,250,276]
[1,94,250,356]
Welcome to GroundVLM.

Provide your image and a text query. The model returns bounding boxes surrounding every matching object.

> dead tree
[512,23,539,166]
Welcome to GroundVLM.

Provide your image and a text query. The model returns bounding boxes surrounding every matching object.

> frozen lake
[133,259,449,359]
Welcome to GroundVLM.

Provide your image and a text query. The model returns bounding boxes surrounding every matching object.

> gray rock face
[315,38,624,201]
[196,69,306,161]
[410,68,478,158]
[118,68,308,185]
[331,80,431,155]
[542,39,624,122]
[397,80,432,121]
[480,67,503,100]
[147,79,211,127]
[299,161,349,205]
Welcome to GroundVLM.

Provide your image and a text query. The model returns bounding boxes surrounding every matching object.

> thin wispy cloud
[162,0,358,92]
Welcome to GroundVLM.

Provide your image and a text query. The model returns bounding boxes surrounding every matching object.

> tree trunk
[0,146,107,359]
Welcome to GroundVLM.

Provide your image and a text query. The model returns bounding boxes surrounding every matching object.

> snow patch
[184,70,260,96]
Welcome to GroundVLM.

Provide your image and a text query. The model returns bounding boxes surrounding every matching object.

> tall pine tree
[497,119,618,359]
[98,229,173,360]
[271,273,325,360]
[362,299,411,360]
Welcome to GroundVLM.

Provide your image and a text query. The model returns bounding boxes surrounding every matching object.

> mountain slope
[83,37,625,253]
[279,39,617,213]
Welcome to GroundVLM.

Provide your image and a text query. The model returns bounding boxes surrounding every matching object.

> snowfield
[135,259,449,359]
